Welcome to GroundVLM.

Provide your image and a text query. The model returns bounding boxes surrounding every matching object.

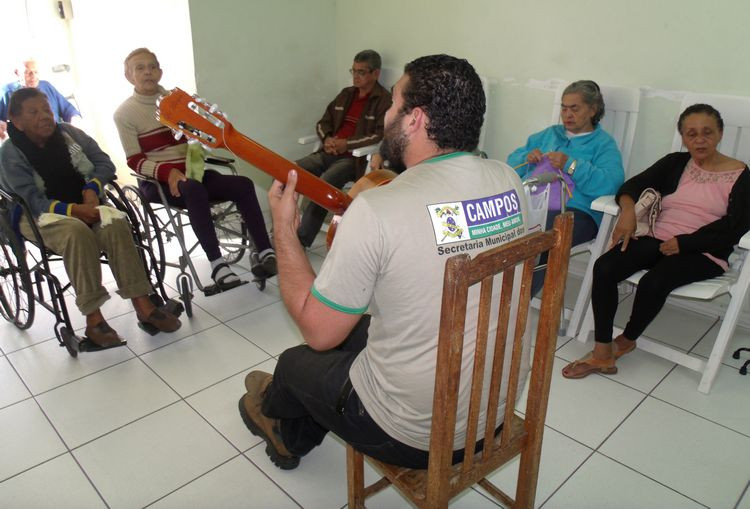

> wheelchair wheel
[0,216,34,329]
[122,185,166,283]
[177,273,193,318]
[212,203,249,265]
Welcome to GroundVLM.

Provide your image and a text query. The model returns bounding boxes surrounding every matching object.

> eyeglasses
[349,68,372,77]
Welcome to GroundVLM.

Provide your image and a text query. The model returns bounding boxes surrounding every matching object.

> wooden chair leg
[514,447,542,509]
[347,444,366,508]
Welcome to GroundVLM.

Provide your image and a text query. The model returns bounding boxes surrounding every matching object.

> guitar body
[156,88,351,215]
[325,169,397,249]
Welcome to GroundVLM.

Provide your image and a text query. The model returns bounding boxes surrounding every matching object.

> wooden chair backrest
[424,212,573,507]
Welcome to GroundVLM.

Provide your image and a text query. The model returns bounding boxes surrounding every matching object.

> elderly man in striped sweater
[114,48,276,291]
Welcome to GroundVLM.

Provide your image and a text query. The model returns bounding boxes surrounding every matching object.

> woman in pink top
[563,104,750,379]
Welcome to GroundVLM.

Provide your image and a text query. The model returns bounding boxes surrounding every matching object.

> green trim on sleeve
[311,285,367,315]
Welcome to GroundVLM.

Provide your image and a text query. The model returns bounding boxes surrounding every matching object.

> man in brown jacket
[296,49,392,247]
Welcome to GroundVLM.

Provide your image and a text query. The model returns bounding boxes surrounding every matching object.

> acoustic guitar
[156,87,351,215]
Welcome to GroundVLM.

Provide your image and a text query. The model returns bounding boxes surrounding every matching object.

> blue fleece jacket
[507,124,624,225]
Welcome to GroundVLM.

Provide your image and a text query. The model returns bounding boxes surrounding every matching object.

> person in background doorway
[0,58,81,140]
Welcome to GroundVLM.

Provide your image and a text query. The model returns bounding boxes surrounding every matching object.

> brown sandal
[137,308,181,333]
[613,339,636,359]
[562,353,617,379]
[85,321,124,347]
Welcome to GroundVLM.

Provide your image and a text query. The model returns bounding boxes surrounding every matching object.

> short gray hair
[354,50,381,71]
[563,80,605,125]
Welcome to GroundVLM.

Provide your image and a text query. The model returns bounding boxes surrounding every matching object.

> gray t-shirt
[312,152,532,450]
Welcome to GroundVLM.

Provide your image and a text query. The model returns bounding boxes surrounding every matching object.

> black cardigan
[616,152,750,262]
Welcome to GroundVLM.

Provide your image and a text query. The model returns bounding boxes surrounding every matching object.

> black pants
[592,236,723,343]
[139,170,271,261]
[261,315,488,468]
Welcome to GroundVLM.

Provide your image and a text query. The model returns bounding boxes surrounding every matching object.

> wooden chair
[346,213,574,509]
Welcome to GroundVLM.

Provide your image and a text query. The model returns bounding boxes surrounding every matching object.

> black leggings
[592,236,723,343]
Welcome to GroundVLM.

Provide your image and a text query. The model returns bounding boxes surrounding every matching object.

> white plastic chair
[535,84,640,337]
[576,92,750,393]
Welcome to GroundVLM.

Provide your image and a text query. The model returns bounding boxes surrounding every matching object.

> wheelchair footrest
[78,337,127,352]
[163,298,185,318]
[203,279,248,296]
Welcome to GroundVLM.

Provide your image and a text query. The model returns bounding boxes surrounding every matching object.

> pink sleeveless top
[652,159,744,271]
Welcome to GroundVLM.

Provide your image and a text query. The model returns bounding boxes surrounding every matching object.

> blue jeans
[532,208,598,296]
[295,152,356,247]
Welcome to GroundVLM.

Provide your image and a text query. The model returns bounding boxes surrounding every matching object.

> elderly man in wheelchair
[0,87,181,349]
[114,48,276,300]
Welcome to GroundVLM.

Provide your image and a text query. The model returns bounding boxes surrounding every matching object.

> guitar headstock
[156,87,231,150]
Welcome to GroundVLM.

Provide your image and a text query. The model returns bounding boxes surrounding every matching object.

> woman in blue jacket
[507,80,624,294]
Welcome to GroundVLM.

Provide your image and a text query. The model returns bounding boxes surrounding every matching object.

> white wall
[2,0,196,180]
[186,0,750,183]
[68,0,196,178]
[333,0,750,176]
[188,0,338,186]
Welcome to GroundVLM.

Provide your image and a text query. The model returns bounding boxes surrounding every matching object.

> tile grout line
[0,354,112,507]
[241,452,305,509]
[733,479,750,509]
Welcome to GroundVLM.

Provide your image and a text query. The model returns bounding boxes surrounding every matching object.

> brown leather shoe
[85,321,123,347]
[239,371,300,470]
[137,307,181,333]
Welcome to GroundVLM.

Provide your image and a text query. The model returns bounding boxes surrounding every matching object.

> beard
[379,112,408,174]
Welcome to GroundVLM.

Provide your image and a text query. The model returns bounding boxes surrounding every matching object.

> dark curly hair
[677,103,724,134]
[401,54,485,152]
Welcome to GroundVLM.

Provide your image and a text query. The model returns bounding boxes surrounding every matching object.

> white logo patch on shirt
[427,189,524,245]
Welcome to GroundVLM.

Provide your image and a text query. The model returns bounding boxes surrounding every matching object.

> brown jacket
[315,81,392,178]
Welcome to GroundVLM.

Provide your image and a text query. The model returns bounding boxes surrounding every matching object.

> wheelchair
[121,156,270,318]
[0,180,182,357]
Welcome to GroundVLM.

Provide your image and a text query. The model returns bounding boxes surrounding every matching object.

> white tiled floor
[1,235,749,508]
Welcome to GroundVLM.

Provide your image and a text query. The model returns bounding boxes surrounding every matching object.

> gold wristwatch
[567,159,577,175]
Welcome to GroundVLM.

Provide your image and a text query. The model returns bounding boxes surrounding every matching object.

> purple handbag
[529,156,575,211]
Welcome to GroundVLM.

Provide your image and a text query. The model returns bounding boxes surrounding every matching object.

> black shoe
[251,251,277,278]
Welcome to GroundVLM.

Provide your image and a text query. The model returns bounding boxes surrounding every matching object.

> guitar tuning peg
[209,103,219,114]
[221,111,228,120]
[172,130,183,141]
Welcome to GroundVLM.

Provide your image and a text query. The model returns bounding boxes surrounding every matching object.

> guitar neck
[223,127,351,215]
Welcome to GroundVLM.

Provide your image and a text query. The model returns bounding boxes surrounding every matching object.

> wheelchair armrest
[591,195,619,215]
[0,187,13,202]
[351,143,380,158]
[298,134,319,145]
[205,155,235,165]
[131,172,158,183]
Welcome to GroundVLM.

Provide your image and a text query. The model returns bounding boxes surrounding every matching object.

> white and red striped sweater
[114,86,186,183]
